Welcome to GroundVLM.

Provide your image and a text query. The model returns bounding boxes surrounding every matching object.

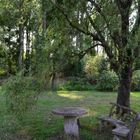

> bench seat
[112,125,130,137]
[98,116,125,126]
[97,102,140,140]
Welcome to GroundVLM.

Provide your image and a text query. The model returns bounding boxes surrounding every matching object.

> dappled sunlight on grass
[131,92,140,97]
[0,90,140,140]
[58,91,84,100]
[88,109,97,116]
[58,93,83,99]
[0,86,2,94]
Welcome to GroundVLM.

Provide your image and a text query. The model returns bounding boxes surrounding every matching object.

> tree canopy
[0,0,140,108]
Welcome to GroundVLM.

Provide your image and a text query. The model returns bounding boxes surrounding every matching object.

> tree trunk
[18,24,24,71]
[51,72,56,92]
[117,65,132,108]
[7,56,12,75]
[25,25,30,74]
[42,9,47,33]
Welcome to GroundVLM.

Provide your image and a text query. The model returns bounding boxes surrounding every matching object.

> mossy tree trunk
[117,65,132,108]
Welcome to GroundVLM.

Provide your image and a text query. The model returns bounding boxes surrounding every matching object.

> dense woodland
[0,0,140,114]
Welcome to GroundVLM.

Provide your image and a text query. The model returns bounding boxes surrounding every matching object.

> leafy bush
[134,59,140,70]
[84,55,109,83]
[58,77,94,91]
[96,70,118,91]
[3,73,40,119]
[131,70,140,91]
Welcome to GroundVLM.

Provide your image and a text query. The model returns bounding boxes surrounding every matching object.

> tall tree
[51,0,140,108]
[0,0,40,74]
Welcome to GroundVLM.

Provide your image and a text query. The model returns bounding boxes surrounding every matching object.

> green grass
[0,89,140,140]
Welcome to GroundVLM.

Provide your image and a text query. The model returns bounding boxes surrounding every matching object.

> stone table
[52,107,87,140]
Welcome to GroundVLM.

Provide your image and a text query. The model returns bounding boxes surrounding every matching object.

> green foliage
[84,54,109,83]
[58,77,94,91]
[131,70,140,91]
[63,61,84,77]
[0,44,7,73]
[2,73,40,119]
[134,59,140,70]
[96,70,119,91]
[1,90,140,139]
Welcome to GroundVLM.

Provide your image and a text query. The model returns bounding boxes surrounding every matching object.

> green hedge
[96,70,118,91]
[131,70,140,91]
[58,77,95,91]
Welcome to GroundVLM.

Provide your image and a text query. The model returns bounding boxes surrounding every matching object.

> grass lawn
[0,88,140,140]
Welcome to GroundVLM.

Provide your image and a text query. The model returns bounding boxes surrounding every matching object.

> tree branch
[78,43,102,60]
[131,0,140,35]
[50,0,100,41]
[85,11,113,58]
[87,0,121,48]
[52,0,119,72]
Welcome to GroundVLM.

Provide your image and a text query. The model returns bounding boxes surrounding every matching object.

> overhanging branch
[85,9,119,71]
[50,0,100,41]
[78,43,102,59]
[87,0,121,48]
[51,0,119,72]
[131,0,140,35]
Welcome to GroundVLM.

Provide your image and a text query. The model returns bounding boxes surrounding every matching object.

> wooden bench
[98,102,140,140]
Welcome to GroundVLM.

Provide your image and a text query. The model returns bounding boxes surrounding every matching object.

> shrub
[134,59,140,70]
[58,77,94,91]
[131,70,140,91]
[84,55,109,83]
[96,70,118,91]
[2,73,40,119]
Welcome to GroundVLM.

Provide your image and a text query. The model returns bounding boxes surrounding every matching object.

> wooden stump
[64,116,79,140]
